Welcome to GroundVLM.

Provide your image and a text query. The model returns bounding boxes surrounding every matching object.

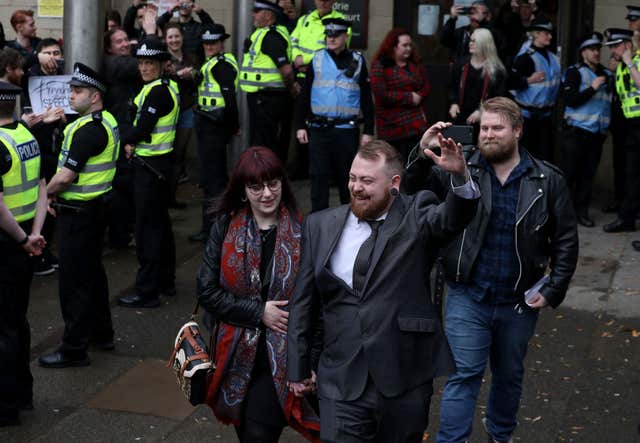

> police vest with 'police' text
[0,123,40,222]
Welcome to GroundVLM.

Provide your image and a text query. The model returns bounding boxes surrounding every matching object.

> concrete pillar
[63,0,106,73]
[230,0,254,165]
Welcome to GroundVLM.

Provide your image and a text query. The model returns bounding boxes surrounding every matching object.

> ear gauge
[389,188,399,196]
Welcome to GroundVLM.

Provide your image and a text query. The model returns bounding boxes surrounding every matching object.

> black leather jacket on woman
[196,213,323,369]
[404,147,579,308]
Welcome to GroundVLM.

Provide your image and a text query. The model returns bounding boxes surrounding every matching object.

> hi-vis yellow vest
[616,53,640,119]
[133,78,179,156]
[57,111,120,201]
[0,123,40,222]
[240,25,291,92]
[198,52,238,111]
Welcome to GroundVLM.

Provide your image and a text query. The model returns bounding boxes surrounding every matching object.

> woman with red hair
[197,147,320,442]
[371,28,431,162]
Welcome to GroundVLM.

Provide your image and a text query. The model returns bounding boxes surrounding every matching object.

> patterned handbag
[167,303,217,406]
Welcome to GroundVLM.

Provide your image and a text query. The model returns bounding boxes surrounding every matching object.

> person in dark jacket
[448,28,507,142]
[405,97,578,443]
[101,27,142,249]
[156,0,215,62]
[440,1,504,65]
[188,23,239,243]
[197,147,319,442]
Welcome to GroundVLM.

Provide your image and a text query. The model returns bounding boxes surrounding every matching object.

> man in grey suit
[287,127,480,442]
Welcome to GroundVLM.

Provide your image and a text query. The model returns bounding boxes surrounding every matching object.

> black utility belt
[307,116,360,128]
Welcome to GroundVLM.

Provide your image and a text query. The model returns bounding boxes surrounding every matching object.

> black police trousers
[309,126,359,212]
[619,123,640,223]
[133,153,176,299]
[522,116,554,163]
[0,236,33,419]
[560,126,605,217]
[195,116,230,234]
[57,199,113,352]
[247,90,292,164]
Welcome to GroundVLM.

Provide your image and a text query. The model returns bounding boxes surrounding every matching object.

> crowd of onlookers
[0,1,632,230]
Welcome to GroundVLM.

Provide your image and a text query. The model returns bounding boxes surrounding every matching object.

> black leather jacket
[404,148,579,308]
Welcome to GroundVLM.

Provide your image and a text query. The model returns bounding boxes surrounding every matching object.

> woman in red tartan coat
[371,28,431,162]
[196,147,320,443]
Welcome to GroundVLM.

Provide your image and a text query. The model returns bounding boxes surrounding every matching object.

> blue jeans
[436,286,539,443]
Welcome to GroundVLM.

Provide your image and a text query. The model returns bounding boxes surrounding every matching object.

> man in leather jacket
[404,97,578,443]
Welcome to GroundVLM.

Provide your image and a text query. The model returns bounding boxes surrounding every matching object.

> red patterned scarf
[206,206,319,441]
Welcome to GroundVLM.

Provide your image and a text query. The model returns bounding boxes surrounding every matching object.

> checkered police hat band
[72,72,106,92]
[0,94,18,100]
[136,48,164,57]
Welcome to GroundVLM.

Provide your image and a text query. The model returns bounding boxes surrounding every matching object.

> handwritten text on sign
[28,75,77,114]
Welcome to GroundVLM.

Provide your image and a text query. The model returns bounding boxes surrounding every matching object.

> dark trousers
[560,126,605,217]
[309,126,359,212]
[0,238,33,419]
[195,116,230,234]
[57,200,113,353]
[247,91,291,164]
[522,116,554,163]
[109,165,135,247]
[133,154,176,298]
[319,375,433,443]
[619,124,640,223]
[609,108,627,204]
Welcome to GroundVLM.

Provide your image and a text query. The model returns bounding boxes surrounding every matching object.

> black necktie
[352,220,382,295]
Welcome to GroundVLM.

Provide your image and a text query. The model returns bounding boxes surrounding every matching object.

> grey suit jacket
[287,189,479,400]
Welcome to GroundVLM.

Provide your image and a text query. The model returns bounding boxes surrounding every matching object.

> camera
[459,6,473,15]
[180,2,192,10]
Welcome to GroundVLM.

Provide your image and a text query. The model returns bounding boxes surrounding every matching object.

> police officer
[0,82,46,426]
[561,32,612,228]
[603,5,640,214]
[189,23,238,243]
[603,28,640,233]
[240,0,299,163]
[291,0,350,79]
[510,17,560,162]
[289,0,349,178]
[295,18,375,212]
[118,36,179,308]
[38,64,119,368]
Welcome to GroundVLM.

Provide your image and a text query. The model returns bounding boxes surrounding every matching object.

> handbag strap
[190,301,200,320]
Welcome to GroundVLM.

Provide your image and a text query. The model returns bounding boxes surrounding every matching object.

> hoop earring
[241,195,247,203]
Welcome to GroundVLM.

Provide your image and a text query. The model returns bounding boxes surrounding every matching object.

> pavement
[1,170,639,443]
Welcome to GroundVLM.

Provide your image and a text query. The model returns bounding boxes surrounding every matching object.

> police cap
[626,5,640,21]
[135,35,171,61]
[323,18,351,37]
[578,32,604,51]
[201,23,230,42]
[528,17,554,33]
[0,81,21,102]
[604,28,634,46]
[68,62,107,93]
[252,0,283,14]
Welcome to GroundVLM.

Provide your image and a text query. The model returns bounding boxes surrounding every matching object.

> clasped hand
[288,370,317,397]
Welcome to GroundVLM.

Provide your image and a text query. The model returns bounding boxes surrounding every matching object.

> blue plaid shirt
[453,148,533,304]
